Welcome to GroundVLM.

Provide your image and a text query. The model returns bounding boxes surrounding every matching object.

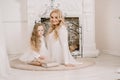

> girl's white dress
[47,25,80,64]
[19,36,49,63]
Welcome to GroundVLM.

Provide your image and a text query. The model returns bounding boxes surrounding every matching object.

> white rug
[10,58,95,71]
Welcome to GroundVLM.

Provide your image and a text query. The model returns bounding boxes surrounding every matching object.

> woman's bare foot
[64,64,75,67]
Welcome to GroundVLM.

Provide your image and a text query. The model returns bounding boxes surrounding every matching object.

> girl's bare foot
[29,61,42,66]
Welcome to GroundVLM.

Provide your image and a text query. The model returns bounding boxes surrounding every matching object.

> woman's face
[37,26,44,36]
[50,12,60,26]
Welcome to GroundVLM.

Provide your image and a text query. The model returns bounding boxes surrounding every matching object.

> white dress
[19,36,49,63]
[47,25,80,64]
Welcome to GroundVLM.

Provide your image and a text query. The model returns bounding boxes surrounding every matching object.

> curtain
[0,8,11,77]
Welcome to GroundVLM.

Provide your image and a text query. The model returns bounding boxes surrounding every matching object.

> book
[41,62,60,68]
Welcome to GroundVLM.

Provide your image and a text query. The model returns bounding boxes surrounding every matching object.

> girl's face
[37,26,44,36]
[50,12,60,26]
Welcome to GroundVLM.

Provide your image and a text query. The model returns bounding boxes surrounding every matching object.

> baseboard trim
[102,50,120,56]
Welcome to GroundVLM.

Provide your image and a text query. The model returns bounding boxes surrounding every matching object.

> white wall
[95,0,120,56]
[1,0,120,57]
[1,0,28,54]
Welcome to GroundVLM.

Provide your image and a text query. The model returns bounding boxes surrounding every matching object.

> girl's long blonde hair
[30,23,44,52]
[47,9,65,39]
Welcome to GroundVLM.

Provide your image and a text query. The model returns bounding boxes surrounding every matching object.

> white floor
[1,53,120,80]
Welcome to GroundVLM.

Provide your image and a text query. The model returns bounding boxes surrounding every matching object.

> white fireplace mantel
[27,0,99,57]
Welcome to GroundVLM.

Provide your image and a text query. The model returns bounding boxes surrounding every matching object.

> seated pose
[46,9,81,67]
[19,23,49,66]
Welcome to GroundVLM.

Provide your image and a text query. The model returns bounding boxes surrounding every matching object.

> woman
[46,9,81,67]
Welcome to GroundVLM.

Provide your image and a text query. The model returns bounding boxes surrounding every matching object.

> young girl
[19,23,49,66]
[46,9,81,67]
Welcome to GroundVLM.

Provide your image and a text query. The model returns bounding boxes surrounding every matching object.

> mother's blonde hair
[47,9,65,39]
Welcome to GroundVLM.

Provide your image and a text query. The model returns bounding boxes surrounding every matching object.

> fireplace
[27,0,99,57]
